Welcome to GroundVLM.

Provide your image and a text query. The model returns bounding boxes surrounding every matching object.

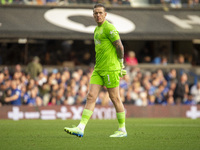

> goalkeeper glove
[120,69,127,77]
[118,58,125,69]
[118,58,126,77]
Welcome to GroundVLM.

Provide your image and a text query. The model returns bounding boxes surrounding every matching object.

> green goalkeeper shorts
[90,70,120,88]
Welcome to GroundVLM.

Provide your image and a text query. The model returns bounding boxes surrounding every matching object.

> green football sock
[117,111,126,128]
[80,109,93,125]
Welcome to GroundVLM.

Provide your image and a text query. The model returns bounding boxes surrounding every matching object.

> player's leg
[103,71,127,137]
[64,84,102,137]
[64,70,103,137]
[77,84,102,131]
[107,86,127,137]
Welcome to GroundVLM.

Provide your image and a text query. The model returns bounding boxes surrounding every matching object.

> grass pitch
[0,118,200,150]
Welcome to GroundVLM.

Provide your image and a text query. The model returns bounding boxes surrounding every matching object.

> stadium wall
[0,5,200,40]
[0,105,200,120]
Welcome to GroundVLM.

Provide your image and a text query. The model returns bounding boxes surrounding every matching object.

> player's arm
[113,39,124,59]
[113,39,124,68]
[113,39,126,77]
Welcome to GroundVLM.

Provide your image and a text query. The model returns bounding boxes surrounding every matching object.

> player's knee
[109,95,120,103]
[87,92,96,103]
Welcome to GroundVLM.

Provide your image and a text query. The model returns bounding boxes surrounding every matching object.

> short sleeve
[106,23,120,43]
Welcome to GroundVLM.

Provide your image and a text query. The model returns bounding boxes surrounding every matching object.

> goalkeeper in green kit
[64,3,127,138]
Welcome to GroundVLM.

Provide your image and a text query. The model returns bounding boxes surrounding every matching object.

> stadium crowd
[0,55,200,107]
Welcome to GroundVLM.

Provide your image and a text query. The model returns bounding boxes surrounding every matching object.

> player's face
[93,7,107,26]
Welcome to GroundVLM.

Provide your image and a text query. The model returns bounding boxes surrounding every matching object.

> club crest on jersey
[94,39,101,45]
[110,30,118,38]
[94,33,101,45]
[100,29,103,34]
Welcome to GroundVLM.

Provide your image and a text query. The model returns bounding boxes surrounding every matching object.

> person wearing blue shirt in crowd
[26,88,37,106]
[184,93,196,105]
[4,80,21,105]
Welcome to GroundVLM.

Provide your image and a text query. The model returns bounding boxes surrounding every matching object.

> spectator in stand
[59,69,70,87]
[96,90,106,105]
[48,97,57,106]
[95,89,110,106]
[168,0,182,8]
[37,72,47,87]
[131,81,144,102]
[64,79,77,104]
[161,56,168,65]
[3,67,11,80]
[79,76,89,93]
[120,74,130,90]
[143,81,156,96]
[125,51,138,66]
[129,67,140,83]
[48,72,57,86]
[77,68,84,79]
[26,87,43,106]
[54,88,65,105]
[175,54,185,64]
[21,85,28,104]
[152,55,162,65]
[72,71,81,92]
[14,64,23,82]
[156,69,166,84]
[0,85,4,107]
[4,80,21,106]
[173,73,189,104]
[50,82,59,101]
[75,82,88,105]
[55,71,62,84]
[124,88,135,104]
[27,79,36,92]
[155,84,166,104]
[165,69,177,83]
[183,93,196,105]
[40,82,51,106]
[165,95,175,105]
[64,87,76,105]
[26,56,42,80]
[190,81,200,104]
[175,0,182,7]
[46,0,57,5]
[0,71,4,85]
[188,0,199,7]
[111,0,120,6]
[168,79,177,92]
[0,72,8,106]
[148,95,156,105]
[122,0,131,5]
[135,91,148,106]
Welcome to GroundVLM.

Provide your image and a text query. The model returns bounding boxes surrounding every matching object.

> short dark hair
[93,3,106,11]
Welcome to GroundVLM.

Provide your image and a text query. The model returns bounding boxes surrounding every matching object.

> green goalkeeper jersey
[94,20,121,71]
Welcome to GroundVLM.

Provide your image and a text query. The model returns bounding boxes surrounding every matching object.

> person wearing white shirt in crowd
[190,81,200,104]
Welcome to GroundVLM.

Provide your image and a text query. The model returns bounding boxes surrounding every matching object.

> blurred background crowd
[0,54,200,107]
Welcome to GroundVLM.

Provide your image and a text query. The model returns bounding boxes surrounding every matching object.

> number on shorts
[107,74,110,82]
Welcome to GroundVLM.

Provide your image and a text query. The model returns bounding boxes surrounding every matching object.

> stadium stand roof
[0,5,200,40]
